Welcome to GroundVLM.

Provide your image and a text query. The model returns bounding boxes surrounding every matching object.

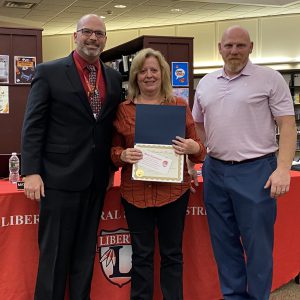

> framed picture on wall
[171,62,189,87]
[0,85,9,114]
[172,88,189,104]
[14,56,36,84]
[0,55,9,84]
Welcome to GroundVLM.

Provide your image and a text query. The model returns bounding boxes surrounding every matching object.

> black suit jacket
[21,53,122,191]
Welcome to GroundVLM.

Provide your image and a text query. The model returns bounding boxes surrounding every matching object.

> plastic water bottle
[9,152,19,184]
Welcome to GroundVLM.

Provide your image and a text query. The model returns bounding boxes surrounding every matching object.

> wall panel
[260,15,300,60]
[106,29,139,51]
[177,23,216,66]
[139,26,176,37]
[42,34,73,62]
[41,14,300,70]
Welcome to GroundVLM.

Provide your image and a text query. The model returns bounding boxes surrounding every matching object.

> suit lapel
[98,62,117,121]
[65,53,94,119]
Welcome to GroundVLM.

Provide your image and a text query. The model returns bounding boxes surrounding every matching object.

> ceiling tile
[184,9,220,15]
[0,0,299,35]
[201,3,236,10]
[225,5,263,12]
[212,11,248,17]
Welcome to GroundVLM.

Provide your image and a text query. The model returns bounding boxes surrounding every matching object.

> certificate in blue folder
[135,104,186,144]
[133,104,186,183]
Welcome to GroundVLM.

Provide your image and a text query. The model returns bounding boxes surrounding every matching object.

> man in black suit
[21,14,122,300]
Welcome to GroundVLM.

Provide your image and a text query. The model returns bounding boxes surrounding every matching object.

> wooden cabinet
[101,35,194,107]
[0,27,42,177]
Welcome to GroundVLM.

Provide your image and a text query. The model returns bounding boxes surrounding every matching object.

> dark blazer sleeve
[21,63,50,176]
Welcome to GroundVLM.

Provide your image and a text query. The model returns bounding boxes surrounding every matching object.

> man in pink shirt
[192,26,296,300]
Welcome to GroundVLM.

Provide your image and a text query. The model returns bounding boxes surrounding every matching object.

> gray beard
[83,47,101,58]
[226,60,248,75]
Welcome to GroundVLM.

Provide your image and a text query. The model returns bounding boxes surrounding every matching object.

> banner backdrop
[90,187,222,300]
[1,172,300,300]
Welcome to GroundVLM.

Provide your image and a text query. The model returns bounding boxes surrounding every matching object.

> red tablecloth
[1,172,300,300]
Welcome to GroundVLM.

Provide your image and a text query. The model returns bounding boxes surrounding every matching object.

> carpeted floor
[270,279,300,300]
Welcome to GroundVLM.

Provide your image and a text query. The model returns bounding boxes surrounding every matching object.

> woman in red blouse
[111,48,205,300]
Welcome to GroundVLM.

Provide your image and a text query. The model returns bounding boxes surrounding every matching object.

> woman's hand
[120,148,143,164]
[172,136,200,155]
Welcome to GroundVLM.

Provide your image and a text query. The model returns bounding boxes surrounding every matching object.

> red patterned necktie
[86,64,101,118]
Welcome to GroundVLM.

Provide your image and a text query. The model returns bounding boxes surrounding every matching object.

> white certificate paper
[132,144,184,183]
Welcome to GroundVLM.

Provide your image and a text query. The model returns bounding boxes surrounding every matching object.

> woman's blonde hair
[127,48,174,103]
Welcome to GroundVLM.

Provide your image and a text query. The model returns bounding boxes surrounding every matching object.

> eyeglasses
[77,28,106,38]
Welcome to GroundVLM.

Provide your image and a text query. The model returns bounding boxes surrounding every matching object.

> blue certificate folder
[135,104,186,144]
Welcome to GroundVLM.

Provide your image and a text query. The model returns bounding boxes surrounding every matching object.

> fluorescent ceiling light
[114,5,127,9]
[171,8,183,12]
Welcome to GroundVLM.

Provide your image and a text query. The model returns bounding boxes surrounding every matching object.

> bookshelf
[281,71,300,160]
[0,27,42,178]
[100,35,194,108]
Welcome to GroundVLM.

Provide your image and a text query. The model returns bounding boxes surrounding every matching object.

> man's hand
[186,158,199,193]
[264,168,291,198]
[188,167,199,193]
[24,174,45,201]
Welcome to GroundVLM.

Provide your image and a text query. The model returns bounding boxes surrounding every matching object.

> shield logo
[97,228,132,287]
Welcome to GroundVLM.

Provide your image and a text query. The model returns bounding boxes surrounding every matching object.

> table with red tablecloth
[0,172,299,300]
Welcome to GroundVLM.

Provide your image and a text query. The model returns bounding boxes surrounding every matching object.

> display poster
[171,62,189,87]
[0,55,9,84]
[14,56,36,84]
[0,86,9,114]
[172,87,189,104]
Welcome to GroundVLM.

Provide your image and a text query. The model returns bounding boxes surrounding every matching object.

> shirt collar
[217,60,253,79]
[73,50,100,70]
[123,99,135,105]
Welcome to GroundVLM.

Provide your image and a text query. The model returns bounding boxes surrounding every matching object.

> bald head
[221,26,251,44]
[218,25,253,77]
[77,14,106,32]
